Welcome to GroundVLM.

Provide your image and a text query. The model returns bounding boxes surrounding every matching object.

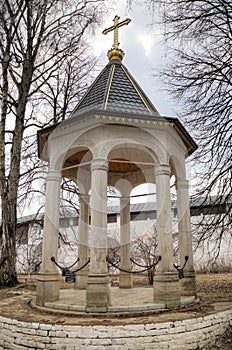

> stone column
[176,179,197,297]
[36,170,61,306]
[75,193,89,289]
[153,164,180,308]
[119,196,133,288]
[86,158,111,312]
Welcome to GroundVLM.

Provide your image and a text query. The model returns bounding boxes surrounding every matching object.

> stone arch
[87,124,167,164]
[130,182,157,226]
[52,145,93,176]
[131,182,156,203]
[169,154,186,180]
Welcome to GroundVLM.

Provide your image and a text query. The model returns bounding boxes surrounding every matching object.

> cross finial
[102,15,131,61]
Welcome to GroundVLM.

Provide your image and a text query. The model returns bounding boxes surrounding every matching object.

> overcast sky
[88,2,198,200]
[88,1,180,204]
[90,0,178,117]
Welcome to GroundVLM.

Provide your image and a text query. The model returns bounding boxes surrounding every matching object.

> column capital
[176,178,189,190]
[46,170,61,182]
[79,193,90,204]
[114,178,132,198]
[120,196,130,204]
[155,163,171,177]
[91,158,108,172]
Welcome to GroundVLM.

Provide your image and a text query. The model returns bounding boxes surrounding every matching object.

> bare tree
[16,222,42,278]
[128,0,232,259]
[0,0,105,286]
[107,239,120,275]
[132,228,158,285]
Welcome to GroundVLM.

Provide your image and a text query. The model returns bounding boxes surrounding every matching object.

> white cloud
[138,33,154,57]
[87,1,178,116]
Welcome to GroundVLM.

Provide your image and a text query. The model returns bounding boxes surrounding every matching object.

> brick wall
[0,309,231,350]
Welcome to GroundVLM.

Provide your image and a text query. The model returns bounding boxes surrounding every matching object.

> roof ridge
[103,64,115,110]
[120,64,160,116]
[70,64,109,117]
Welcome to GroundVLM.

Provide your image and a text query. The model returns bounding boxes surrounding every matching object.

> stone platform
[0,285,231,349]
[33,287,196,315]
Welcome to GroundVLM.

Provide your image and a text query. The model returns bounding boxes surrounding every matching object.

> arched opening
[44,147,93,286]
[130,183,156,238]
[37,123,196,311]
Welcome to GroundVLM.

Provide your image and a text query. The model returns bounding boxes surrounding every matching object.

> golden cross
[102,15,131,50]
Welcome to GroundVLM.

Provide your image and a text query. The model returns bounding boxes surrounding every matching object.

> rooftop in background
[15,195,231,225]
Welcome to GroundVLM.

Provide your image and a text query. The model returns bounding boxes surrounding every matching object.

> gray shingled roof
[71,59,160,118]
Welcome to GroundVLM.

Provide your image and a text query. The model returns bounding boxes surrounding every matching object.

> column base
[153,272,181,309]
[180,271,197,297]
[86,274,111,312]
[36,273,60,306]
[119,272,133,288]
[75,268,89,290]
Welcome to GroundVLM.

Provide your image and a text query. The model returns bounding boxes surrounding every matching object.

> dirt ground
[195,273,232,350]
[0,273,231,349]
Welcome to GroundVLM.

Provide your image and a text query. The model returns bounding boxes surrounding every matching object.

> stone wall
[0,309,231,350]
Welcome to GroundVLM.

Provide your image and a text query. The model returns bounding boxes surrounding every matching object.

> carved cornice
[37,113,197,161]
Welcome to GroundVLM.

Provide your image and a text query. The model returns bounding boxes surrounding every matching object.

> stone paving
[0,288,231,350]
[0,285,230,326]
[41,287,195,315]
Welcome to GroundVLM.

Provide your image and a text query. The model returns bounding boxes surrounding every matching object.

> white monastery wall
[56,218,231,272]
[16,212,231,274]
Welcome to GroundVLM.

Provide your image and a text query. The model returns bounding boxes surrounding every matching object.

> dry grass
[196,273,232,302]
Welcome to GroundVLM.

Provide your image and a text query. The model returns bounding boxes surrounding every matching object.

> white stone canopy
[36,26,197,312]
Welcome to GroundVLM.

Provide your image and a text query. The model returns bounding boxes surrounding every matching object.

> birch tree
[0,0,104,286]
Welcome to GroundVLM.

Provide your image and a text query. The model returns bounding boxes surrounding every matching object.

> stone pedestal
[153,272,181,308]
[86,274,111,312]
[36,273,60,306]
[119,272,133,289]
[180,271,197,297]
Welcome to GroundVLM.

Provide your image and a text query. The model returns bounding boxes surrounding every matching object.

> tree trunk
[147,266,154,285]
[0,196,18,286]
[0,117,25,286]
[0,45,18,286]
[0,0,104,287]
[0,59,29,286]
